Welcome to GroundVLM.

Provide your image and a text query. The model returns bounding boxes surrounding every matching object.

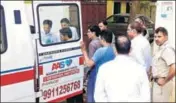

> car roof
[113,13,130,16]
[112,13,147,17]
[107,13,153,22]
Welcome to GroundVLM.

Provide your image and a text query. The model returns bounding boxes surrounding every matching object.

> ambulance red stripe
[0,66,43,86]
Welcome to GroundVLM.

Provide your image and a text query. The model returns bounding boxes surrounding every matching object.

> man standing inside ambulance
[41,19,59,44]
[150,27,175,102]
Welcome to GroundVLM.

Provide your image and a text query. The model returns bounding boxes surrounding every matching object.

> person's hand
[157,78,166,86]
[80,41,86,52]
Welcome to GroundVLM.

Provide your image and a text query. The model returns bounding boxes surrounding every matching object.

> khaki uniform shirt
[152,41,175,78]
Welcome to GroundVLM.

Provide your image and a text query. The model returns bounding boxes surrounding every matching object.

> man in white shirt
[41,19,59,44]
[127,21,152,74]
[94,35,151,102]
[60,18,79,40]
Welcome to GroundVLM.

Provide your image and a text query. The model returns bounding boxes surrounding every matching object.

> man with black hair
[150,27,175,102]
[41,19,59,44]
[98,20,115,44]
[80,30,115,102]
[98,20,108,31]
[94,35,150,102]
[60,18,79,40]
[59,27,72,41]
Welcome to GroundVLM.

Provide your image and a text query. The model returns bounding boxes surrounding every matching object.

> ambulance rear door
[32,1,84,102]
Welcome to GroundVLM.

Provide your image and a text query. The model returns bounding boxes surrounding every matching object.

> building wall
[106,0,156,22]
[106,0,114,17]
[81,1,106,47]
[107,0,128,17]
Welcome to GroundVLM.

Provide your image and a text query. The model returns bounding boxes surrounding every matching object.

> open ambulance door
[32,1,84,102]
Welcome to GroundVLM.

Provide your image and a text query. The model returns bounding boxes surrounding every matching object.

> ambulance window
[37,4,81,46]
[0,6,7,53]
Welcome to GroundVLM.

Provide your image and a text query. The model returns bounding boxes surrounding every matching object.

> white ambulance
[0,0,84,102]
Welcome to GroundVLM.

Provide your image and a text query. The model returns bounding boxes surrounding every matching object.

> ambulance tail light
[79,56,84,65]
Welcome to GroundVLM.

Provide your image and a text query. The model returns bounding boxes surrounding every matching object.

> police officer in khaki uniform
[150,27,175,102]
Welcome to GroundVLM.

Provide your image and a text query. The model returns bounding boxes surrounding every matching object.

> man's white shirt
[130,34,152,72]
[94,55,151,102]
[70,26,79,40]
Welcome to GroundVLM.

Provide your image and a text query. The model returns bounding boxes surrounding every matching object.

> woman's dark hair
[88,25,101,37]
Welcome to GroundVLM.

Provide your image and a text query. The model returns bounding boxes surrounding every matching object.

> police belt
[151,77,166,82]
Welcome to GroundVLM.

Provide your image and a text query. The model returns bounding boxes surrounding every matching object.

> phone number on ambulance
[42,80,80,100]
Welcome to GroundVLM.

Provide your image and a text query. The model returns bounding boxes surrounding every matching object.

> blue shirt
[87,46,115,102]
[41,32,59,45]
[92,46,115,73]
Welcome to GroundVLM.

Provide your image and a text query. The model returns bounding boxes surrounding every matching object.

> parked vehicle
[106,13,155,43]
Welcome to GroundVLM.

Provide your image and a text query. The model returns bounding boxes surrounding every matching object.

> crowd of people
[41,18,79,45]
[40,17,175,102]
[78,18,175,102]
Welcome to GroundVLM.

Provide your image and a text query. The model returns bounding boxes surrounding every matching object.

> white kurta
[130,34,152,72]
[94,55,151,102]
